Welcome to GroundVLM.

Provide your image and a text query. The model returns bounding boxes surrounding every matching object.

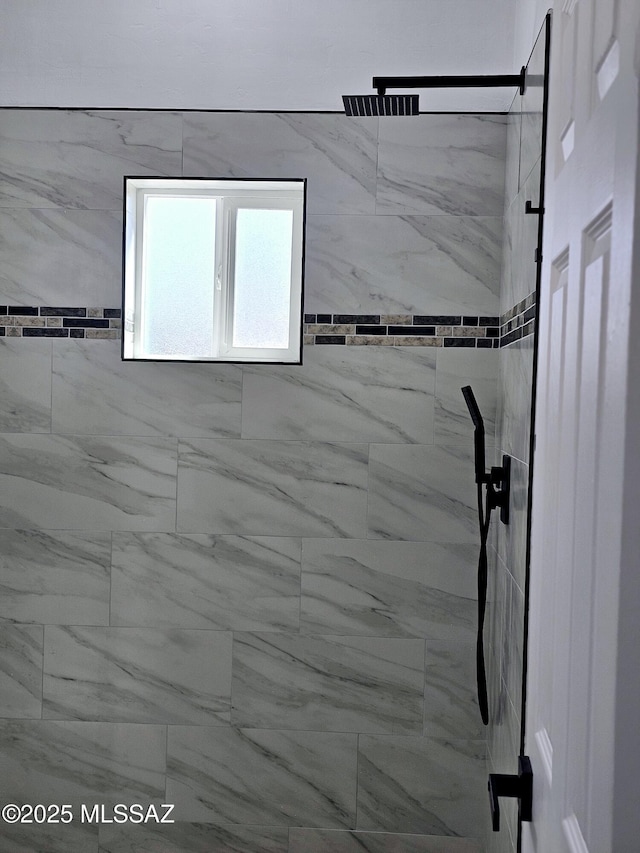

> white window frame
[122,177,306,363]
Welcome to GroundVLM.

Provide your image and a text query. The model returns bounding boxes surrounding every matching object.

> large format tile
[99,823,288,853]
[166,726,357,826]
[42,627,232,725]
[376,115,507,215]
[0,435,177,530]
[242,346,436,443]
[367,444,478,542]
[0,721,166,809]
[0,823,99,853]
[289,829,481,853]
[0,339,51,432]
[503,106,522,211]
[231,633,424,733]
[424,640,482,740]
[0,530,111,625]
[0,209,122,306]
[305,214,502,315]
[177,439,368,536]
[497,334,534,464]
[111,533,301,631]
[496,455,529,591]
[300,539,477,640]
[357,736,485,836]
[183,112,378,214]
[434,348,498,444]
[0,110,182,209]
[52,341,242,438]
[0,625,43,718]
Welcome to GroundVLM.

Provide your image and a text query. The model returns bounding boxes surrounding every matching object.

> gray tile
[377,115,507,215]
[497,334,534,464]
[111,533,301,631]
[496,455,529,591]
[0,823,99,853]
[305,214,502,316]
[242,346,436,443]
[300,539,477,641]
[511,162,541,309]
[357,736,485,836]
[0,209,122,306]
[52,341,242,438]
[503,106,521,211]
[424,640,483,740]
[0,625,43,718]
[231,633,424,733]
[0,110,182,209]
[166,726,357,826]
[367,444,478,542]
[0,721,166,809]
[0,530,111,625]
[434,348,498,444]
[504,574,525,715]
[289,829,482,853]
[42,627,232,725]
[183,112,378,214]
[177,439,368,537]
[0,435,177,531]
[99,823,288,853]
[0,339,51,432]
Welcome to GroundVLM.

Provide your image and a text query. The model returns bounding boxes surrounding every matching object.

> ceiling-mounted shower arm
[373,68,527,96]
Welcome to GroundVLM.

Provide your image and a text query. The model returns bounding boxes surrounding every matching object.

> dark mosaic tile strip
[499,290,537,347]
[22,328,69,338]
[63,318,109,329]
[40,307,87,317]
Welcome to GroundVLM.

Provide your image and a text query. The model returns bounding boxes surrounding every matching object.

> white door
[523,0,640,852]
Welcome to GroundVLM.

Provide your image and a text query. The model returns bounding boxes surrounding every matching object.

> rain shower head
[342,94,419,117]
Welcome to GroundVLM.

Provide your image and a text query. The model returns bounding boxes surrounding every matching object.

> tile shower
[0,108,514,852]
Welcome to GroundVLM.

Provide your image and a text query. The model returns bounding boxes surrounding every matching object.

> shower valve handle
[488,755,533,832]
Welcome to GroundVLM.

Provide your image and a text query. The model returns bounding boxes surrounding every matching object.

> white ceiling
[0,0,547,112]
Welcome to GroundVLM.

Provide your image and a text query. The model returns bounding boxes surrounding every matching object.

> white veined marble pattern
[110,533,301,631]
[0,338,51,432]
[0,434,177,531]
[0,625,43,718]
[177,439,368,537]
[231,633,425,733]
[99,823,289,853]
[0,209,122,306]
[182,112,378,215]
[376,114,507,216]
[288,829,482,853]
[0,823,99,853]
[497,334,534,465]
[300,539,477,641]
[0,110,182,209]
[42,627,233,725]
[166,726,357,826]
[434,348,498,444]
[424,640,482,740]
[52,341,242,438]
[0,530,111,625]
[242,345,436,443]
[305,214,502,316]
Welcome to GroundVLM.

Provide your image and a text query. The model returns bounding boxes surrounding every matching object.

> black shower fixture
[343,67,526,116]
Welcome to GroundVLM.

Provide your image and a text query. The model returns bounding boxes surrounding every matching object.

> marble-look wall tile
[0,338,51,432]
[503,107,522,211]
[166,726,357,826]
[0,434,177,530]
[52,341,242,438]
[231,633,424,733]
[183,112,378,215]
[503,574,525,716]
[367,444,478,542]
[306,214,502,316]
[357,736,485,836]
[177,439,368,537]
[289,829,482,853]
[0,625,43,718]
[376,115,507,215]
[0,823,99,853]
[0,209,122,306]
[99,823,289,853]
[242,346,436,443]
[0,721,166,809]
[434,349,498,444]
[510,161,540,311]
[424,640,482,740]
[0,110,182,209]
[111,533,300,631]
[42,627,232,725]
[496,455,529,591]
[0,530,111,625]
[300,539,477,641]
[497,334,533,464]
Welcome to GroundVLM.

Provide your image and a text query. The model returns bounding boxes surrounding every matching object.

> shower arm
[373,68,526,96]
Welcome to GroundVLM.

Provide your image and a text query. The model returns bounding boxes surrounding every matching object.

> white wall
[513,0,551,68]
[1,0,518,111]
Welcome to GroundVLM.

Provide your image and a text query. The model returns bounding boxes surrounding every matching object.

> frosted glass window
[122,177,305,363]
[232,208,294,349]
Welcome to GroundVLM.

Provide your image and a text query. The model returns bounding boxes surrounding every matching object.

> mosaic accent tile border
[0,307,121,339]
[499,291,536,347]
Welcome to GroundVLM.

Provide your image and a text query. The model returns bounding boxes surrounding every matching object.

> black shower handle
[488,755,533,832]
